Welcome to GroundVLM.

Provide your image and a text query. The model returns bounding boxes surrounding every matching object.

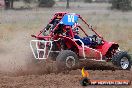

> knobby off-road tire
[56,50,79,71]
[112,51,132,70]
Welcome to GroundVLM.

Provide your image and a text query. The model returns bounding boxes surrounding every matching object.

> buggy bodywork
[30,12,131,70]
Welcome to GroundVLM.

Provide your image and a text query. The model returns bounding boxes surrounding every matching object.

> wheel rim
[66,56,75,68]
[120,57,129,69]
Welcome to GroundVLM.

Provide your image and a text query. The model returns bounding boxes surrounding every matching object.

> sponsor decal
[80,67,131,86]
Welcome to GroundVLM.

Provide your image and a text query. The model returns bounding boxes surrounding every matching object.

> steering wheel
[91,35,97,42]
[91,35,103,45]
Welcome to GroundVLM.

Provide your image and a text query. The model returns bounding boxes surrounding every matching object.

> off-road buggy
[30,12,132,70]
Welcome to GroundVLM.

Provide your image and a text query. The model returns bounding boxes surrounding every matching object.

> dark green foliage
[111,0,132,11]
[66,0,70,8]
[38,0,55,7]
[84,0,92,3]
[23,0,32,3]
[4,0,13,9]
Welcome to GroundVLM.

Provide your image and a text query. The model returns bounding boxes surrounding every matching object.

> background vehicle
[30,12,132,70]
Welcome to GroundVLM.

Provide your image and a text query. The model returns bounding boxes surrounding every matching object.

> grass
[0,2,132,53]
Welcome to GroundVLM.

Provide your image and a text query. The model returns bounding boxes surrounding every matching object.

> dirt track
[0,2,132,88]
[0,29,131,88]
[0,69,132,88]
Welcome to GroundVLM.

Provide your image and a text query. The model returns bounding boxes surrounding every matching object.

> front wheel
[56,50,79,71]
[112,51,132,70]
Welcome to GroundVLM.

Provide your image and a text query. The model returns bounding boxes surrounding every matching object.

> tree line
[3,0,132,11]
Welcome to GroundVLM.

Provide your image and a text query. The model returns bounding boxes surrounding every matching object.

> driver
[73,27,97,46]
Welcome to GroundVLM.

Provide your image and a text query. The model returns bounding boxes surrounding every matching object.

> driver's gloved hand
[45,24,51,30]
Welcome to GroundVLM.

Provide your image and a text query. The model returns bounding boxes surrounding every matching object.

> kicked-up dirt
[0,2,132,88]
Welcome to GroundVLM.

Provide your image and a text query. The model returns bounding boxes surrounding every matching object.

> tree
[23,0,31,3]
[66,0,70,8]
[10,0,13,9]
[4,0,14,9]
[84,0,92,3]
[38,0,55,7]
[4,0,10,9]
[111,0,131,11]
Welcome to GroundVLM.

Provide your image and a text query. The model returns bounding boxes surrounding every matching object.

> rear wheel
[56,50,79,71]
[112,51,132,70]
